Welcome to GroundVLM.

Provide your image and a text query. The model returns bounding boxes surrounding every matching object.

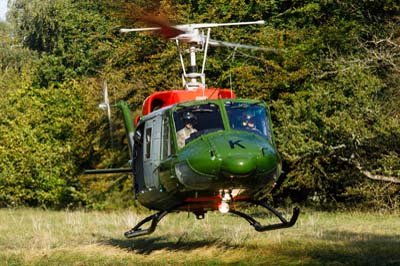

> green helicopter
[86,18,299,238]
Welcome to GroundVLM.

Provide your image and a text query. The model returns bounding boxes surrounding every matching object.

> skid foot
[124,210,169,238]
[229,201,300,232]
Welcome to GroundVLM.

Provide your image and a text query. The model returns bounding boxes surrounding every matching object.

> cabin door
[143,116,161,188]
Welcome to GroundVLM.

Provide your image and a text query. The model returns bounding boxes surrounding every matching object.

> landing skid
[124,210,170,238]
[229,200,300,232]
[124,201,299,238]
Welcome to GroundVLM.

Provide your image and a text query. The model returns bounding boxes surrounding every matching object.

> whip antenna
[99,80,114,148]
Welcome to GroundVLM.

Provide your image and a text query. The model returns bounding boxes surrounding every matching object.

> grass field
[0,208,399,266]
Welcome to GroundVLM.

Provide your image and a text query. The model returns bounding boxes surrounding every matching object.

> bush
[0,82,87,207]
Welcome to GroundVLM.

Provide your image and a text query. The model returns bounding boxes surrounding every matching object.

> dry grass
[0,208,399,266]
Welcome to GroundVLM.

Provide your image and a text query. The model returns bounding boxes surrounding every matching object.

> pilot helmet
[182,111,197,124]
[242,113,255,128]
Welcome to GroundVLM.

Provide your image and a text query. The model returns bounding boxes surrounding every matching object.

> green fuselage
[127,99,281,212]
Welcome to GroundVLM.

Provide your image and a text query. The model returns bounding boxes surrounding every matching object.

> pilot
[241,113,256,130]
[177,111,198,148]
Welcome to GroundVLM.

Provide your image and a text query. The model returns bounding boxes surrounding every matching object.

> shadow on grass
[281,230,400,266]
[101,225,400,265]
[103,236,240,255]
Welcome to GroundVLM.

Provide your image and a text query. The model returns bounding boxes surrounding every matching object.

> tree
[0,82,86,207]
[1,0,399,209]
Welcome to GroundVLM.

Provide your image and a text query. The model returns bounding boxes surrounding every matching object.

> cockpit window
[173,103,224,148]
[225,102,271,139]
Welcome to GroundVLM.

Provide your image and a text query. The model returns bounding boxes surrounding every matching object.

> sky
[0,0,7,21]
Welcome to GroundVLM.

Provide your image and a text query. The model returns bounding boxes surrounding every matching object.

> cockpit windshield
[225,102,271,139]
[173,103,224,148]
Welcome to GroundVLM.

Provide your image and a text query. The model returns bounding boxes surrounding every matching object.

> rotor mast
[177,28,211,90]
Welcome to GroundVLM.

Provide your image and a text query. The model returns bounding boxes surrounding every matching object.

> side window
[145,127,152,159]
[134,123,144,159]
[162,116,171,159]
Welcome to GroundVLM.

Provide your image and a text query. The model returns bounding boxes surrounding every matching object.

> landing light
[218,201,230,214]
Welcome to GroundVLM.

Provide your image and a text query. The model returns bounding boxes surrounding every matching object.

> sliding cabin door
[143,116,162,188]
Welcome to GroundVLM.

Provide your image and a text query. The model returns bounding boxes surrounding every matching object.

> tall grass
[0,208,399,266]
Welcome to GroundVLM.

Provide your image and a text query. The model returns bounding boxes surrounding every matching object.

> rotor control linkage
[124,210,170,238]
[229,201,300,232]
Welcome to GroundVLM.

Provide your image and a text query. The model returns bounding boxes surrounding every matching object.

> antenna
[121,19,267,90]
[99,80,114,148]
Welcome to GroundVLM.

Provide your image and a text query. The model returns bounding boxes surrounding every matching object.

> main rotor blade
[187,20,265,30]
[120,20,265,37]
[120,26,184,39]
[139,15,185,38]
[208,39,279,52]
[120,27,161,33]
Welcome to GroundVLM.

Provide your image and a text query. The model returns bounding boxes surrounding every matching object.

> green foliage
[268,7,400,209]
[1,0,399,209]
[0,82,87,207]
[8,0,121,86]
[273,65,400,208]
[0,22,37,91]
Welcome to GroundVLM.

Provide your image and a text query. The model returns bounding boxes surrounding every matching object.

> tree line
[0,0,399,210]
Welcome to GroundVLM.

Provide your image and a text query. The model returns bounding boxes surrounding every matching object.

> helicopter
[86,16,300,238]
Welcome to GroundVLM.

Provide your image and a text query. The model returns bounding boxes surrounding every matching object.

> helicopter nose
[221,155,257,178]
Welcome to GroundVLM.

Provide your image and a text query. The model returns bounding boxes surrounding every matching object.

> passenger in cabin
[177,111,198,148]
